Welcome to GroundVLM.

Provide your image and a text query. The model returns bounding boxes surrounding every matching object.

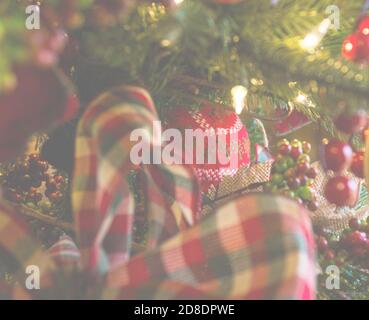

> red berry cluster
[342,15,369,63]
[315,217,369,268]
[265,139,318,211]
[323,139,361,207]
[2,154,66,212]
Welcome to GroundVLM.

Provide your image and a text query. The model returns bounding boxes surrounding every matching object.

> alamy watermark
[25,5,40,30]
[324,265,340,290]
[25,265,40,290]
[130,121,239,169]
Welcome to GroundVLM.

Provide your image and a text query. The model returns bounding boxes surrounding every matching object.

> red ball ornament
[317,236,329,251]
[358,15,369,36]
[351,151,365,178]
[0,65,79,162]
[324,139,353,172]
[325,249,335,261]
[344,230,367,247]
[296,161,310,174]
[335,109,368,134]
[290,145,303,160]
[325,175,358,207]
[278,143,291,156]
[306,167,318,179]
[342,33,369,62]
[307,201,318,212]
[287,177,301,189]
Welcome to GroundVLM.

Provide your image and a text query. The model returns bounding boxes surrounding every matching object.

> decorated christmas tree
[1,0,369,300]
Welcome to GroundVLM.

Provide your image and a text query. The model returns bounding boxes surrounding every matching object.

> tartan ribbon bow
[72,86,201,274]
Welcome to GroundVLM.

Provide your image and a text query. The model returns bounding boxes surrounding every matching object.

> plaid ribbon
[0,193,316,299]
[0,202,56,299]
[101,194,316,299]
[72,86,201,274]
[0,86,316,299]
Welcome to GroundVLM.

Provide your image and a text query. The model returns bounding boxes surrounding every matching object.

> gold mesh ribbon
[201,160,274,216]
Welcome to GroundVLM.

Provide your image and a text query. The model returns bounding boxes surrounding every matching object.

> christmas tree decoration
[323,139,353,173]
[266,138,317,210]
[231,85,248,115]
[166,104,251,193]
[335,109,368,135]
[309,161,369,234]
[1,153,68,215]
[300,18,331,52]
[316,216,369,272]
[324,175,358,207]
[341,7,369,64]
[0,65,79,162]
[341,33,369,63]
[358,15,369,36]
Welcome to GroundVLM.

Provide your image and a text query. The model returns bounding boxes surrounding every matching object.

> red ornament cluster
[315,217,369,268]
[342,16,369,63]
[322,108,369,207]
[1,154,67,212]
[322,139,361,207]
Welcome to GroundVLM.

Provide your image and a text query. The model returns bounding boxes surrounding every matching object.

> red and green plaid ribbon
[72,86,201,274]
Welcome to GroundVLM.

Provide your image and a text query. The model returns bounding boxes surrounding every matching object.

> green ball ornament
[264,182,273,191]
[298,185,313,201]
[39,199,52,213]
[285,156,295,168]
[272,173,284,186]
[274,159,289,173]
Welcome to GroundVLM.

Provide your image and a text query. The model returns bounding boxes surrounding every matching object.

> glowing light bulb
[300,18,331,52]
[318,18,331,34]
[300,33,321,51]
[231,85,248,115]
[344,42,353,52]
[294,92,315,108]
[295,93,308,104]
